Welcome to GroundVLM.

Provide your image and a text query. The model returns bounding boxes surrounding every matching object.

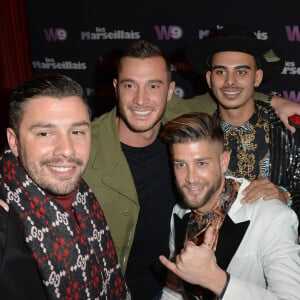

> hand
[159,226,226,294]
[0,199,9,212]
[271,95,300,134]
[241,178,287,204]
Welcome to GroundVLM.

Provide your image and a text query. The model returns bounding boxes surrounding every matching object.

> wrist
[218,271,230,299]
[279,185,293,206]
[267,91,282,109]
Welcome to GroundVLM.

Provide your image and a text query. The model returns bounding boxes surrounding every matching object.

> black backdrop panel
[26,1,300,118]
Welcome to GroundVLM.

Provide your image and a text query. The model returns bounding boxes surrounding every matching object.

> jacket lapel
[174,213,190,253]
[90,107,139,204]
[174,213,250,271]
[215,215,250,270]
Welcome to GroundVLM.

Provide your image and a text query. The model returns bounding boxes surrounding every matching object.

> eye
[72,130,84,136]
[215,69,226,76]
[122,82,136,90]
[198,161,207,167]
[174,162,186,168]
[237,69,246,75]
[149,83,160,89]
[125,83,133,88]
[37,131,50,137]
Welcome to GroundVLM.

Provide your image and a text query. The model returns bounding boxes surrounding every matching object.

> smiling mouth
[49,166,74,172]
[223,90,240,96]
[132,110,152,116]
[186,185,204,193]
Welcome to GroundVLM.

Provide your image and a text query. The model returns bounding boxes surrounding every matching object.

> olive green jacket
[83,91,268,272]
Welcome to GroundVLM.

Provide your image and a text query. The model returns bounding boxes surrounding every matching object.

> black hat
[185,23,285,81]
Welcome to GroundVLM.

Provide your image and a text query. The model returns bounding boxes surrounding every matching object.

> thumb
[203,225,215,250]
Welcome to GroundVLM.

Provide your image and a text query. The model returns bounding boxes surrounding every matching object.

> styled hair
[161,112,224,149]
[9,74,90,134]
[116,39,172,82]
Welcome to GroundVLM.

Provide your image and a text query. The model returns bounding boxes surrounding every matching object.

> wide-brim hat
[185,23,285,81]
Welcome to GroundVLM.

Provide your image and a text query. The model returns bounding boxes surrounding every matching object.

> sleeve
[223,208,300,300]
[164,91,269,124]
[253,91,268,102]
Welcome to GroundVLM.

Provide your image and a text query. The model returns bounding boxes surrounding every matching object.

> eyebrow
[212,65,252,70]
[119,78,164,84]
[29,121,90,131]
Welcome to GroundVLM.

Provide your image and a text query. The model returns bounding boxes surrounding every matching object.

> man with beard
[159,112,300,299]
[0,74,130,299]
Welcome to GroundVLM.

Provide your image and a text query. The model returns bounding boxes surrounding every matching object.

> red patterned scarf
[0,148,131,300]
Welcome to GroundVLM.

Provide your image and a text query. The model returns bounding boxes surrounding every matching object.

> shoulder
[230,177,297,225]
[91,107,116,130]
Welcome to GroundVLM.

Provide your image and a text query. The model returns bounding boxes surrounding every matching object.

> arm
[166,91,300,132]
[255,91,300,133]
[160,208,300,299]
[160,226,228,296]
[270,95,300,133]
[163,93,217,123]
[224,208,300,300]
[240,179,290,204]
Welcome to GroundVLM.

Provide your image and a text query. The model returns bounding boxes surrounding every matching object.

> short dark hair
[116,39,172,82]
[161,112,224,149]
[9,74,90,135]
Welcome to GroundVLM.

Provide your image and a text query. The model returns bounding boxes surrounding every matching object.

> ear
[206,71,212,89]
[113,78,118,97]
[167,81,176,102]
[6,128,19,157]
[220,150,230,173]
[254,69,263,87]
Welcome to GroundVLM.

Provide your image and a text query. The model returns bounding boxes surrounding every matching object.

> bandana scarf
[0,148,130,300]
[185,178,240,300]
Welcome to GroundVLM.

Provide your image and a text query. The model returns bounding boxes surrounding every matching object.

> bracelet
[279,186,293,207]
[266,91,282,106]
[219,271,230,299]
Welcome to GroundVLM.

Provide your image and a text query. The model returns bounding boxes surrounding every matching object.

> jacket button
[123,209,129,216]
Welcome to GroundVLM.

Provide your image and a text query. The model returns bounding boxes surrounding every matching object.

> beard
[18,147,84,196]
[179,172,223,210]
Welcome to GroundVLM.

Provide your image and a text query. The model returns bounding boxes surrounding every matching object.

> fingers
[241,179,279,203]
[202,226,215,250]
[282,117,296,134]
[159,255,178,274]
[0,199,9,212]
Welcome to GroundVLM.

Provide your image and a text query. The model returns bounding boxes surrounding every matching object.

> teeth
[188,186,201,191]
[50,166,73,172]
[133,110,151,115]
[224,91,240,95]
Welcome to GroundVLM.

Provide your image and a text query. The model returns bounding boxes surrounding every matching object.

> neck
[117,117,161,147]
[219,100,255,126]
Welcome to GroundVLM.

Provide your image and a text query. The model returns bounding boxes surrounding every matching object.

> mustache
[40,157,84,166]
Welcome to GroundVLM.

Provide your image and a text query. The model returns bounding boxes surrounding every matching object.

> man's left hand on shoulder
[241,178,288,204]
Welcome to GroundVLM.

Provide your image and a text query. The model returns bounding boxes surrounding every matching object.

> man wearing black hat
[184,23,300,229]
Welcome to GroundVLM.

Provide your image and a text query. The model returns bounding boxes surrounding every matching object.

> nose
[53,134,75,158]
[185,166,196,184]
[225,72,236,86]
[133,87,147,105]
